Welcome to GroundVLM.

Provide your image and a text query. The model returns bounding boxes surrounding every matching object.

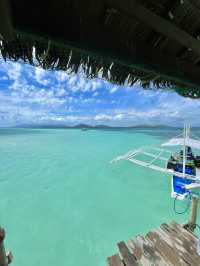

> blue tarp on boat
[172,176,193,196]
[172,164,194,198]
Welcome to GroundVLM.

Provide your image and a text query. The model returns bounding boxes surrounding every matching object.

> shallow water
[0,128,199,266]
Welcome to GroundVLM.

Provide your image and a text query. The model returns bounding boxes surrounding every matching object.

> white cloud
[6,62,22,81]
[93,92,98,97]
[39,114,91,124]
[1,59,200,127]
[110,86,119,94]
[94,113,124,122]
[55,71,69,82]
[68,75,77,86]
[90,80,102,91]
[56,88,67,97]
[9,85,66,107]
[35,67,49,86]
[94,114,112,121]
[65,75,103,93]
[1,76,8,80]
[0,93,49,126]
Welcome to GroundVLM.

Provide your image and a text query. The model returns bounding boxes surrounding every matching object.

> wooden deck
[107,222,200,266]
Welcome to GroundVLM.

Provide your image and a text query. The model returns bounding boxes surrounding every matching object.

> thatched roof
[1,0,200,98]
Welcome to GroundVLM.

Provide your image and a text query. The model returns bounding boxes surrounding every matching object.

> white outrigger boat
[111,124,200,200]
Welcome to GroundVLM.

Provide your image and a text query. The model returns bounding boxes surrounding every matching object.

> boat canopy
[161,138,200,150]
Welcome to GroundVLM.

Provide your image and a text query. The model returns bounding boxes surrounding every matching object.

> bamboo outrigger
[112,125,200,200]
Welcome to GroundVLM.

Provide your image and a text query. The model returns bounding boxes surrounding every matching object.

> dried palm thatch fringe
[0,31,199,98]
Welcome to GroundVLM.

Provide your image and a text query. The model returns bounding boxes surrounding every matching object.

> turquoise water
[0,128,199,266]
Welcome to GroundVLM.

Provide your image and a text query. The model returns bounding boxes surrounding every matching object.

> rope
[173,193,191,214]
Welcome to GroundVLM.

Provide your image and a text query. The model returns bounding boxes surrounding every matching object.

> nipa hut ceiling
[1,0,200,98]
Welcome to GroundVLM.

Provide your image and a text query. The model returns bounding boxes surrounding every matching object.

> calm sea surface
[0,128,199,266]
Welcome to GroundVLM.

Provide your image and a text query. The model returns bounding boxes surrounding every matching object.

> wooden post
[0,228,12,266]
[184,195,198,232]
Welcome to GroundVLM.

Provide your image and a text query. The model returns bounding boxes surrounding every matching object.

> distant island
[14,124,189,130]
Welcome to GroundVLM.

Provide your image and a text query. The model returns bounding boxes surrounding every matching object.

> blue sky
[0,59,200,127]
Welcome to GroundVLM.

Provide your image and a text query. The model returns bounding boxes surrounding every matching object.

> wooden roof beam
[106,0,200,57]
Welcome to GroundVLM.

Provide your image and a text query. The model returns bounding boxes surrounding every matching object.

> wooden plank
[145,230,183,266]
[107,254,123,266]
[108,222,200,265]
[154,224,200,266]
[117,241,138,266]
[128,237,148,264]
[148,232,198,266]
[167,222,200,263]
[106,0,200,57]
[162,223,197,248]
[128,235,167,265]
[170,222,198,241]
